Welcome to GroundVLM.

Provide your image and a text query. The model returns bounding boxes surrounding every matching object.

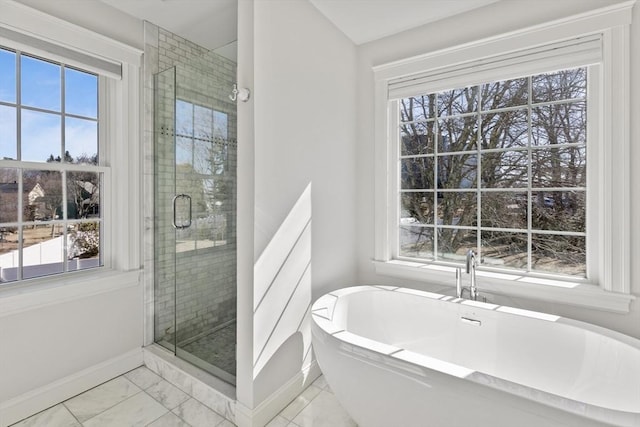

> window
[398,68,587,278]
[373,4,633,311]
[171,99,232,252]
[0,1,142,292]
[0,47,104,282]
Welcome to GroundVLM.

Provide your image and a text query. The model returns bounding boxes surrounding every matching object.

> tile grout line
[281,385,323,423]
[61,402,83,427]
[72,388,145,426]
[61,375,144,425]
[140,388,173,427]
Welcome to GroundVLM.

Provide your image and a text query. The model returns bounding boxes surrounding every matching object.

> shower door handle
[172,194,192,229]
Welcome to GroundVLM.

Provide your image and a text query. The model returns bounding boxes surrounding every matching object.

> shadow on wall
[253,184,313,397]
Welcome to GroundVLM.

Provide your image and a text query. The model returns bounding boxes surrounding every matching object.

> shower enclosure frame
[152,62,238,386]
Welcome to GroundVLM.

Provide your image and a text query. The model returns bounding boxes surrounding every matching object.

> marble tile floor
[11,367,357,427]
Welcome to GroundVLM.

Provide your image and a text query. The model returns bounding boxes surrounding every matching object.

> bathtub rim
[311,285,640,427]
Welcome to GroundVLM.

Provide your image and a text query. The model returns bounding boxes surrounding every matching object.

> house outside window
[373,4,633,312]
[0,47,104,282]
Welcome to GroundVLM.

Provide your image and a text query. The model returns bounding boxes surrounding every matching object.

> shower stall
[153,55,237,385]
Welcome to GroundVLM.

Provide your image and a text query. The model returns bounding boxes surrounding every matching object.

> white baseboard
[0,348,143,427]
[236,361,321,427]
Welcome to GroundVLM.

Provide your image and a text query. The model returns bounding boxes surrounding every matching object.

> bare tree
[399,68,587,274]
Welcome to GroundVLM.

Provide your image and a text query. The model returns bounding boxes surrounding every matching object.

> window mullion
[16,51,21,161]
[61,65,66,161]
[17,169,23,281]
[476,85,481,262]
[16,51,23,280]
[527,75,533,273]
[433,108,439,260]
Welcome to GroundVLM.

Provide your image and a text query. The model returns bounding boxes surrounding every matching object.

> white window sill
[0,269,142,317]
[373,260,635,313]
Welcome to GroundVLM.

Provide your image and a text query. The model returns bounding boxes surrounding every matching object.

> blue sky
[0,48,98,163]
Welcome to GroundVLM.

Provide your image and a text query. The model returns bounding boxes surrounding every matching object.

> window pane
[0,48,16,103]
[401,157,434,190]
[0,225,18,282]
[213,111,228,139]
[65,67,97,118]
[437,192,476,227]
[438,116,477,153]
[65,117,97,163]
[481,230,527,270]
[438,87,478,116]
[481,150,528,188]
[481,77,528,111]
[532,68,586,103]
[22,224,64,280]
[0,105,17,160]
[67,172,100,219]
[194,105,212,139]
[481,192,527,229]
[176,100,193,136]
[437,228,476,262]
[176,136,192,167]
[532,191,585,233]
[400,95,436,122]
[195,140,213,175]
[68,221,101,271]
[401,192,434,225]
[21,109,61,162]
[480,109,528,150]
[211,141,227,175]
[0,168,19,223]
[192,178,228,250]
[532,234,585,277]
[23,170,62,221]
[399,225,434,259]
[437,154,477,189]
[531,102,586,146]
[531,146,586,188]
[21,55,61,111]
[400,121,435,156]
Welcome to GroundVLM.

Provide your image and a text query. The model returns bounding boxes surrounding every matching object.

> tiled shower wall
[143,22,237,348]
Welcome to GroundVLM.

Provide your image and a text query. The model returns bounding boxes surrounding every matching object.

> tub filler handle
[460,317,481,326]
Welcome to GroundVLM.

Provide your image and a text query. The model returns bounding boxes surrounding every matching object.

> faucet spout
[465,250,478,301]
[465,250,474,274]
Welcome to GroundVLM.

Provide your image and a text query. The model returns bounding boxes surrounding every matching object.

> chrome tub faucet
[456,250,480,301]
[466,249,478,301]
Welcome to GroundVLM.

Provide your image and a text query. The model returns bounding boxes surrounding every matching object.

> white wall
[248,0,358,409]
[0,275,143,426]
[355,0,640,339]
[13,0,143,50]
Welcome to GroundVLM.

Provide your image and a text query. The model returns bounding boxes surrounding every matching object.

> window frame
[393,69,589,278]
[0,1,142,299]
[372,2,634,312]
[0,46,107,282]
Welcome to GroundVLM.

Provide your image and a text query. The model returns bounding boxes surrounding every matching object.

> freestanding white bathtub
[311,286,640,427]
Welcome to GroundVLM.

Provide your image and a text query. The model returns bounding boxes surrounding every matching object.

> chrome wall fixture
[229,83,251,102]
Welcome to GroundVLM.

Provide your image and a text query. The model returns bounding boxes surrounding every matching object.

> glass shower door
[154,62,237,386]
